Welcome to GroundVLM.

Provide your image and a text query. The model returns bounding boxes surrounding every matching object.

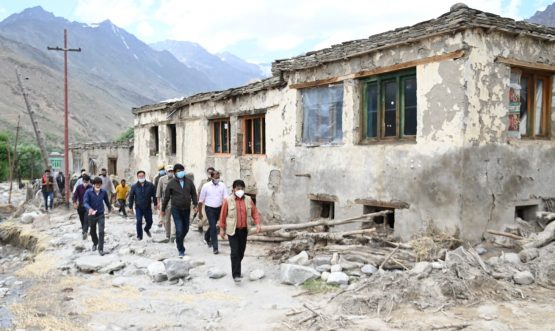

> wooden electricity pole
[47,29,81,204]
[7,115,21,205]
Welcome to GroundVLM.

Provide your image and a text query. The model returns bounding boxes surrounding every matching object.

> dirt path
[1,208,305,330]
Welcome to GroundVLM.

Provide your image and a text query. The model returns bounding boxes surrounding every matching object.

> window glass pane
[534,79,544,135]
[254,118,262,154]
[222,121,229,153]
[245,119,252,154]
[301,84,343,143]
[403,77,417,136]
[262,117,266,154]
[383,80,397,137]
[519,76,529,136]
[366,82,378,138]
[214,122,221,153]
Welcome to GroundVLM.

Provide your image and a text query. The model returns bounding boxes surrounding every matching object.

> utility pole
[47,29,81,205]
[8,115,21,205]
[15,68,50,170]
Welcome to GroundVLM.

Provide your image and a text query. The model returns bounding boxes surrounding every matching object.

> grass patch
[301,279,339,295]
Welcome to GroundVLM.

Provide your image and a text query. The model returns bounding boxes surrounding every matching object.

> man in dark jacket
[161,163,197,257]
[56,171,65,198]
[83,177,112,256]
[41,169,55,211]
[72,175,91,240]
[128,170,157,240]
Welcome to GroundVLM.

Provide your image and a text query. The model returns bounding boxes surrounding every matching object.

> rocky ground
[0,183,554,330]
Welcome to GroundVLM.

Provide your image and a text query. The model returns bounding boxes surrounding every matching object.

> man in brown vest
[219,179,261,282]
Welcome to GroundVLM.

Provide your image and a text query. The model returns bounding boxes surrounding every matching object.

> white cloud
[71,0,528,59]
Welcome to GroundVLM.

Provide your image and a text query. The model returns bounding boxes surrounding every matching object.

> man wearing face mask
[153,164,166,194]
[219,179,261,282]
[99,168,115,205]
[161,163,198,257]
[72,169,87,194]
[72,174,91,240]
[196,167,215,232]
[83,177,112,256]
[198,170,228,254]
[156,165,176,242]
[128,170,157,240]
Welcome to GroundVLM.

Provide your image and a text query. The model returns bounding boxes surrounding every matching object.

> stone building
[132,4,555,241]
[68,141,133,180]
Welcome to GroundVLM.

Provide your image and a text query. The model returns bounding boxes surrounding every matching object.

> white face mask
[212,179,220,185]
[138,178,146,183]
[235,190,244,198]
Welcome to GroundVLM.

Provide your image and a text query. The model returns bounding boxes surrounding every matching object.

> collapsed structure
[77,4,555,241]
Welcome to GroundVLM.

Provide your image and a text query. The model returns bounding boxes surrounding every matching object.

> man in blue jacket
[83,177,112,256]
[128,170,157,240]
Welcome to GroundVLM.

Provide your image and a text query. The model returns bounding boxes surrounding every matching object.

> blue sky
[0,0,552,63]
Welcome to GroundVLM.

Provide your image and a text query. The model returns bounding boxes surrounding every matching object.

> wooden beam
[354,198,410,209]
[495,56,555,72]
[308,193,338,202]
[289,50,465,89]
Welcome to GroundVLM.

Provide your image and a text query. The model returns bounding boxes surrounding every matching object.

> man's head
[81,169,86,175]
[206,167,215,178]
[92,177,103,190]
[82,174,91,186]
[166,165,174,178]
[58,171,63,176]
[121,179,126,186]
[45,169,51,174]
[173,163,185,179]
[137,170,146,183]
[232,179,245,198]
[211,170,221,180]
[101,168,107,176]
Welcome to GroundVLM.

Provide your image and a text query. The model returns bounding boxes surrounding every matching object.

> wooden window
[301,84,343,144]
[243,115,266,155]
[108,157,117,176]
[362,68,417,141]
[211,118,231,154]
[167,124,177,155]
[518,70,551,138]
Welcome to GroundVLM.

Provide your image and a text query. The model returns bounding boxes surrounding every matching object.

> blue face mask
[176,171,185,179]
[159,170,166,176]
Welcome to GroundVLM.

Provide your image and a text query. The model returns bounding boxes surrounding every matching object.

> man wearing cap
[156,164,176,242]
[161,163,198,257]
[153,163,166,193]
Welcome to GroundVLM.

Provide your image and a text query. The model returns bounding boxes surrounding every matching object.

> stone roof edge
[69,140,133,149]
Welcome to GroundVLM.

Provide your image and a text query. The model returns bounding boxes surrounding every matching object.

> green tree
[0,133,9,181]
[16,144,43,180]
[115,127,134,142]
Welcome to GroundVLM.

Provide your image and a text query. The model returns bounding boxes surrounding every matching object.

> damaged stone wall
[460,29,555,241]
[68,142,133,180]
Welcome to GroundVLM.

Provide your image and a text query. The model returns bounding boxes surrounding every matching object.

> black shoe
[99,250,104,256]
[213,250,219,255]
[145,230,152,238]
[137,237,142,241]
[82,232,87,240]
[92,244,97,251]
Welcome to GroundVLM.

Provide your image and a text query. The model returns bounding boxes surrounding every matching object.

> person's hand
[219,228,225,239]
[256,224,261,233]
[160,211,165,217]
[193,206,198,213]
[73,202,78,209]
[198,211,203,220]
[129,208,134,215]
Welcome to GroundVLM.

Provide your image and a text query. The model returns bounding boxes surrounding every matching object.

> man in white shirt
[198,170,228,254]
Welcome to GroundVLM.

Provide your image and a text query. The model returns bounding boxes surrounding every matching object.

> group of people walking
[69,164,261,282]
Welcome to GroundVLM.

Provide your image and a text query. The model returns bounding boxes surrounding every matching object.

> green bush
[115,127,134,142]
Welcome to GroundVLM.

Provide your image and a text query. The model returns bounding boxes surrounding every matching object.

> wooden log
[271,228,376,241]
[248,236,292,242]
[536,211,555,221]
[519,220,555,250]
[486,229,524,240]
[251,211,391,235]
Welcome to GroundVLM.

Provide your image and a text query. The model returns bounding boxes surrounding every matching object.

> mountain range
[0,6,267,145]
[527,2,555,27]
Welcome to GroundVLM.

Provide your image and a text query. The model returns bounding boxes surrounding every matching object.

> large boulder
[164,259,192,281]
[21,212,40,224]
[313,255,332,266]
[207,267,226,279]
[513,271,534,285]
[361,264,378,275]
[280,263,320,285]
[147,261,167,282]
[327,272,349,286]
[288,251,309,266]
[75,255,120,273]
[249,269,265,281]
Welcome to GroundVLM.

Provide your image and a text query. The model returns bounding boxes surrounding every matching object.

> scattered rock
[288,251,309,265]
[164,259,192,280]
[475,246,487,255]
[330,264,342,273]
[519,248,539,263]
[321,271,330,281]
[330,253,339,265]
[361,264,378,275]
[0,288,8,298]
[315,264,331,273]
[313,255,332,266]
[249,269,265,281]
[75,255,120,273]
[190,259,205,268]
[410,262,432,279]
[112,277,127,287]
[280,263,320,285]
[118,248,132,255]
[431,262,444,269]
[327,272,349,286]
[513,271,534,285]
[500,252,521,265]
[74,244,86,253]
[339,257,362,270]
[147,261,167,282]
[207,267,226,279]
[100,261,126,274]
[21,212,39,224]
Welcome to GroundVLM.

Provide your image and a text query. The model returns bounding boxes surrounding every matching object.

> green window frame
[361,68,417,141]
